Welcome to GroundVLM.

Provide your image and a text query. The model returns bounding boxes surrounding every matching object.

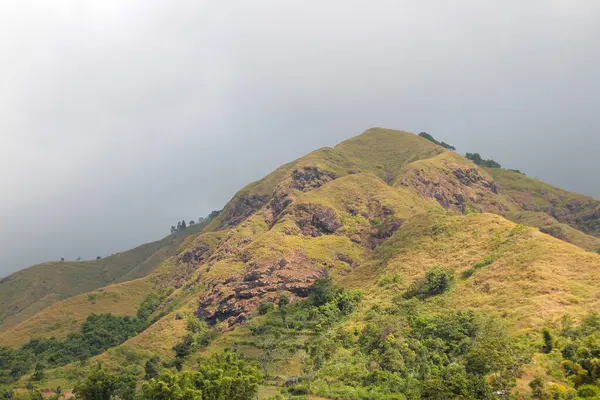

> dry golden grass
[0,278,154,347]
[343,212,600,329]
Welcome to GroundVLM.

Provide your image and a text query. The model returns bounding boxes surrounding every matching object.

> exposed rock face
[218,194,269,228]
[196,256,325,327]
[181,242,211,264]
[291,167,337,191]
[265,189,297,225]
[521,197,600,238]
[399,162,510,214]
[294,204,342,236]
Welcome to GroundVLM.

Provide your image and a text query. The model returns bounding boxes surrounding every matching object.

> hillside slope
[0,220,208,330]
[489,168,600,238]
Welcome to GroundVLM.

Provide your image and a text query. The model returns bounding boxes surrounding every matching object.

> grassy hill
[0,278,155,347]
[0,220,208,330]
[490,168,600,238]
[3,128,600,399]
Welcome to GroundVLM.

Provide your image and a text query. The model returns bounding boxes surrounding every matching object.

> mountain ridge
[2,128,600,399]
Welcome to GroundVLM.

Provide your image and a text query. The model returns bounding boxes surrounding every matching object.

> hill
[2,128,600,400]
[0,219,209,331]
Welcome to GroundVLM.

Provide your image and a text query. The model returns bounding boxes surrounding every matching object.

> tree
[73,364,135,400]
[466,152,483,165]
[529,376,549,400]
[542,328,553,353]
[170,226,176,234]
[258,302,275,315]
[60,258,64,262]
[32,363,44,381]
[144,356,161,380]
[257,329,282,376]
[141,371,202,400]
[0,386,13,400]
[96,256,101,260]
[180,220,187,229]
[308,278,339,307]
[76,257,81,261]
[278,295,290,327]
[188,220,195,226]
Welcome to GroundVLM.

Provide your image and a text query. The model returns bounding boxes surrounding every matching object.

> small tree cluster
[465,152,502,168]
[169,210,222,234]
[419,132,456,151]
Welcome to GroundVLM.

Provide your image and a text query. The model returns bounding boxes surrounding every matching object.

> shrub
[405,268,454,299]
[577,384,600,398]
[462,255,496,278]
[258,302,275,315]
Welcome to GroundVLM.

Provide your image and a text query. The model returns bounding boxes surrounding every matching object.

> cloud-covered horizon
[1,1,600,276]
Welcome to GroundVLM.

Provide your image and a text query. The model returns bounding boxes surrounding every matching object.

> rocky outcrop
[265,189,297,225]
[294,204,342,236]
[196,256,325,327]
[399,162,511,214]
[180,242,212,264]
[291,167,337,191]
[218,194,269,228]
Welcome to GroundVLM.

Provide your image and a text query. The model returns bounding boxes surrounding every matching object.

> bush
[405,268,454,299]
[258,302,275,315]
[289,384,309,395]
[577,384,600,398]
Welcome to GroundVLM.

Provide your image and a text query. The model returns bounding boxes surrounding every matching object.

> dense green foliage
[307,301,530,399]
[0,293,165,384]
[418,132,456,151]
[143,350,261,400]
[251,279,529,399]
[557,314,600,387]
[172,316,217,359]
[73,364,136,400]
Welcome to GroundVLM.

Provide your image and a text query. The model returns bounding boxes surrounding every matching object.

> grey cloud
[1,0,599,275]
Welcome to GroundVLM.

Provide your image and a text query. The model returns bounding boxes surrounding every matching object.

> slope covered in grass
[506,210,600,252]
[0,278,154,347]
[0,221,208,329]
[489,168,600,237]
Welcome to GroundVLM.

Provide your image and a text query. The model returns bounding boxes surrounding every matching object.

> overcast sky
[1,1,599,276]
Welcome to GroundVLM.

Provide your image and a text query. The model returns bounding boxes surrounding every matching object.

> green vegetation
[0,292,165,384]
[461,255,496,278]
[404,267,454,300]
[465,152,502,168]
[172,316,217,359]
[418,132,456,151]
